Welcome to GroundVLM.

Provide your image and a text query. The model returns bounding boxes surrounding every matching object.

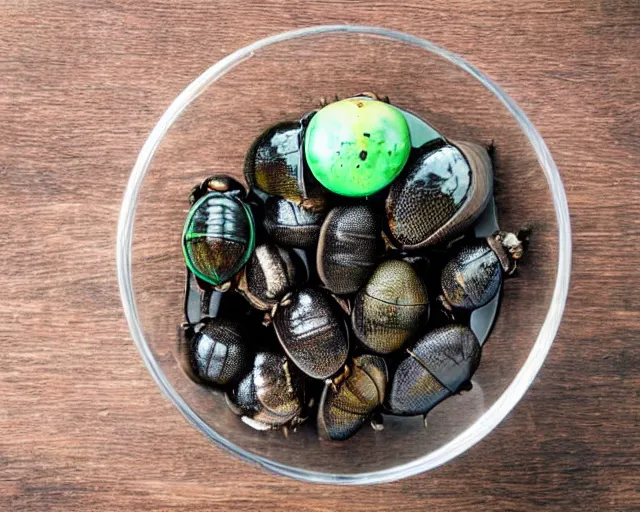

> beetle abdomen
[273,288,349,380]
[441,242,502,310]
[190,318,249,385]
[263,195,326,248]
[317,205,380,295]
[385,141,492,249]
[388,325,481,415]
[352,260,429,354]
[183,193,255,286]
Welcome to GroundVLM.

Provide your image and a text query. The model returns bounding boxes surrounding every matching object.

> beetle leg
[330,365,351,391]
[331,294,351,315]
[487,231,525,275]
[299,196,326,213]
[370,413,384,431]
[381,230,397,252]
[436,295,456,322]
[457,380,473,394]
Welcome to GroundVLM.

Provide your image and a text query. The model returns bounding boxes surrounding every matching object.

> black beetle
[263,195,327,248]
[440,231,524,311]
[388,325,481,416]
[317,205,381,295]
[272,288,349,380]
[181,318,250,386]
[385,140,493,249]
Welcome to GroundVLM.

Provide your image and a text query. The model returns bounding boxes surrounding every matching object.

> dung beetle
[317,355,387,441]
[182,175,256,287]
[352,259,429,354]
[181,318,250,387]
[236,244,307,311]
[388,325,481,416]
[272,288,349,380]
[226,352,303,430]
[244,115,325,209]
[440,231,525,311]
[317,205,381,295]
[385,140,493,249]
[263,195,328,248]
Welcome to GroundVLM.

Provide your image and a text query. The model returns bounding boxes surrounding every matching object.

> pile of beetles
[179,94,525,441]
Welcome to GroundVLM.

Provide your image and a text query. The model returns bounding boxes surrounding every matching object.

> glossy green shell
[182,191,256,286]
[304,98,411,197]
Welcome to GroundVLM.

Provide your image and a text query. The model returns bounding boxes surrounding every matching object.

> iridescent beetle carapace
[182,178,256,287]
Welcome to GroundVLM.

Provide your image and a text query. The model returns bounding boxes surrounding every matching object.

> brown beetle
[352,259,429,354]
[317,205,381,295]
[317,355,387,441]
[226,352,303,430]
[237,244,307,311]
[388,325,481,416]
[385,140,493,249]
[272,288,349,380]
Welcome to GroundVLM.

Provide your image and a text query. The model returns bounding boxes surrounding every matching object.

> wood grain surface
[1,1,639,510]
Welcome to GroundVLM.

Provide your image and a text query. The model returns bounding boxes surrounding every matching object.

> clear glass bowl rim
[116,24,572,485]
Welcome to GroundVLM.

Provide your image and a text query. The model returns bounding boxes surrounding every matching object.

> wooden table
[1,1,638,510]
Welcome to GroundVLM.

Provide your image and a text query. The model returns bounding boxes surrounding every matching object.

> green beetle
[182,176,256,287]
[304,97,412,197]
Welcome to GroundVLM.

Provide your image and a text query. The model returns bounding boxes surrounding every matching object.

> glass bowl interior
[117,26,570,484]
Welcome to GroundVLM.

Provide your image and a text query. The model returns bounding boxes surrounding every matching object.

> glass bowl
[116,25,571,485]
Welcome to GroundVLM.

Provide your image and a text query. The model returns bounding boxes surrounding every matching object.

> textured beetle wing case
[388,356,450,416]
[316,205,381,295]
[272,288,349,380]
[385,140,493,249]
[441,242,502,310]
[352,259,429,354]
[227,371,261,415]
[318,355,387,441]
[190,318,250,385]
[317,384,367,441]
[411,325,481,392]
[263,195,326,248]
[244,121,307,201]
[253,352,301,422]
